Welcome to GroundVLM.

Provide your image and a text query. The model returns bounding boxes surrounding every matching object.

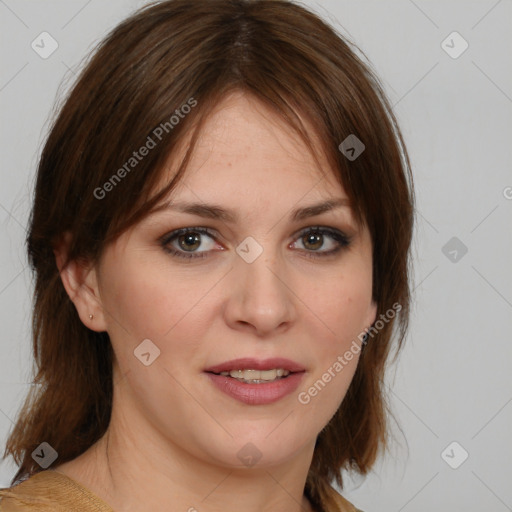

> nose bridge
[238,238,287,304]
[226,236,295,333]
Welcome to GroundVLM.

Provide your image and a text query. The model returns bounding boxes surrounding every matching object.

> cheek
[302,266,373,344]
[99,255,221,371]
[296,263,372,407]
[100,254,204,335]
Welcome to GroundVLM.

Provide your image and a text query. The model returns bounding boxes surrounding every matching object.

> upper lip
[204,357,306,374]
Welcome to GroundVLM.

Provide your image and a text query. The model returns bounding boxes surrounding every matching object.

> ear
[53,232,107,332]
[364,300,378,332]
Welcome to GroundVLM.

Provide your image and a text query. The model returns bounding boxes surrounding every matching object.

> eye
[160,227,221,259]
[290,226,351,258]
[160,226,351,261]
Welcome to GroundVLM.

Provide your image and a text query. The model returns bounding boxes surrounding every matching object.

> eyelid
[158,226,218,245]
[294,225,351,243]
[159,225,352,260]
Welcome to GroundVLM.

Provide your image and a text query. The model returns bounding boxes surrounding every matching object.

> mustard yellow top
[0,470,363,512]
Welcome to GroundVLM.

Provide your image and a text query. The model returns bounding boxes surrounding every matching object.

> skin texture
[54,91,377,512]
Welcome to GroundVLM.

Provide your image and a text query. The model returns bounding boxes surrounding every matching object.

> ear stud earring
[89,314,94,320]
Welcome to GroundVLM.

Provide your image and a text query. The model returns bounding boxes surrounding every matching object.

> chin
[195,429,312,470]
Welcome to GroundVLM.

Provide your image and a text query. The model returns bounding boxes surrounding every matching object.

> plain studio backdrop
[0,1,511,511]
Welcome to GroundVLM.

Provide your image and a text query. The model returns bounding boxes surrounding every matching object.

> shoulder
[324,484,365,512]
[1,471,61,511]
[0,470,113,511]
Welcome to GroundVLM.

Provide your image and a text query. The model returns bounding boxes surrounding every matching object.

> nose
[223,245,296,337]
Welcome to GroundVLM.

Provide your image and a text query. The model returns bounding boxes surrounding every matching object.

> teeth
[218,368,290,382]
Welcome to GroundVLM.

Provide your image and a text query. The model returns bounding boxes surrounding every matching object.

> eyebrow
[157,198,351,223]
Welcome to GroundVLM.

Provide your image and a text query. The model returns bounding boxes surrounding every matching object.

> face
[89,91,377,469]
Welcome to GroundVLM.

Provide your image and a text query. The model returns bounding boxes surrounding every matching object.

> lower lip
[205,372,305,405]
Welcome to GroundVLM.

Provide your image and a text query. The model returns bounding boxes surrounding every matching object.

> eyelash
[159,226,352,261]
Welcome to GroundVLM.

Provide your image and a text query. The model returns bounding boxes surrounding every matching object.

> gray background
[1,1,511,510]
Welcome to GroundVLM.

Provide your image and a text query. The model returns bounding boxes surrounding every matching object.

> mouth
[204,357,305,382]
[203,358,306,404]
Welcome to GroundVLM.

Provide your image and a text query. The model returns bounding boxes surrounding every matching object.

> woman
[0,1,414,511]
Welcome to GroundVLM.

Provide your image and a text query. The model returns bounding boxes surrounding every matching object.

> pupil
[304,233,323,250]
[179,233,200,251]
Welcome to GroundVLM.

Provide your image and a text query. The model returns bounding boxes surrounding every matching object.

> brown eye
[291,226,351,258]
[178,232,202,251]
[160,227,220,260]
[302,232,324,251]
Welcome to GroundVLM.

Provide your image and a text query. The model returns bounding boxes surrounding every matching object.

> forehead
[160,91,344,204]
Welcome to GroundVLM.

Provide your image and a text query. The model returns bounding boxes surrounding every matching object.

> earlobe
[53,232,107,332]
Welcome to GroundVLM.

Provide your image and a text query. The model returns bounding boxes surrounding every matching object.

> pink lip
[204,357,305,374]
[204,358,306,405]
[205,372,305,405]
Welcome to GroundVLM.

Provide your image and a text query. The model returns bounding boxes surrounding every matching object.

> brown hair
[3,0,414,509]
